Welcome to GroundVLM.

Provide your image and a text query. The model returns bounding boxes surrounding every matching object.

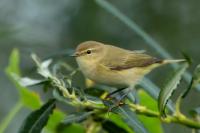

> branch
[51,74,200,129]
[31,55,200,130]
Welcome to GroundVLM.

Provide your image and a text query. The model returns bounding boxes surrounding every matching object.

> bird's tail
[138,59,186,80]
[161,59,186,64]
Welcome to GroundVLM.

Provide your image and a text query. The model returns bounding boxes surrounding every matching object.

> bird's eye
[86,50,92,54]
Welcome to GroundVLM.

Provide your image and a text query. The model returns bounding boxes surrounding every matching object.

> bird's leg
[103,87,127,112]
[103,87,140,112]
[105,87,127,99]
[108,88,139,112]
[126,88,140,104]
[115,89,132,106]
[106,91,129,112]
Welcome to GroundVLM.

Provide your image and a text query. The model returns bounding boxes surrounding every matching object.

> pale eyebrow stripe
[84,47,101,53]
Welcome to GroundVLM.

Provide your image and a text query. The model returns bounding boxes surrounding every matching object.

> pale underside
[85,63,159,88]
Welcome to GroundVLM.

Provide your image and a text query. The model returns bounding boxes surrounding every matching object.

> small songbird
[72,41,184,96]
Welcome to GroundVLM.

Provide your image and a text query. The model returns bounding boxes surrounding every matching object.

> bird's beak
[70,52,79,57]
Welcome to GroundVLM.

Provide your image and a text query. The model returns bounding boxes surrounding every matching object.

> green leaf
[31,54,52,78]
[193,64,200,83]
[108,113,134,133]
[102,120,129,133]
[158,63,188,117]
[58,123,85,133]
[19,86,42,109]
[182,64,200,98]
[45,109,65,132]
[62,111,94,124]
[138,90,163,133]
[140,78,174,112]
[5,49,41,109]
[117,106,148,133]
[6,48,21,76]
[18,77,48,87]
[19,99,56,133]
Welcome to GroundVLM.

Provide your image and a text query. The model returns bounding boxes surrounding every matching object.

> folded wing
[101,45,162,70]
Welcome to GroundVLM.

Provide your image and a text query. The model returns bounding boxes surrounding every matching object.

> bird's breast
[76,58,97,78]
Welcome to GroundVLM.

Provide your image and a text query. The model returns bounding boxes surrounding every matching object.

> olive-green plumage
[73,41,184,88]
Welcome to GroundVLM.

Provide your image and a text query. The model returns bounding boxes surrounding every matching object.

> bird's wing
[101,45,161,70]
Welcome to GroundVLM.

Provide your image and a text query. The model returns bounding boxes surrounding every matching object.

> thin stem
[128,103,200,129]
[128,103,159,117]
[163,115,200,129]
[0,101,23,133]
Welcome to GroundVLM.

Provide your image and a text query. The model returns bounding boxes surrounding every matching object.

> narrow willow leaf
[117,106,148,133]
[138,90,164,133]
[102,120,129,133]
[31,53,52,78]
[45,109,65,132]
[19,99,56,133]
[140,78,160,100]
[18,77,48,87]
[58,123,85,133]
[181,78,194,98]
[140,78,175,113]
[182,64,200,98]
[62,111,94,124]
[95,0,171,59]
[107,113,134,133]
[193,64,200,83]
[6,49,41,109]
[158,63,188,117]
[52,89,70,103]
[6,48,21,76]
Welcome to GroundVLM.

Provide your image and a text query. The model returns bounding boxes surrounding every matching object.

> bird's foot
[108,102,125,113]
[103,97,126,113]
[104,87,127,100]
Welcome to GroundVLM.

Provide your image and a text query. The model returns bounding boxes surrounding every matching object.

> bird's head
[72,41,105,63]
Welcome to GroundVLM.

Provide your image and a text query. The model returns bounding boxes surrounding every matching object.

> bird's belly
[77,60,147,88]
[89,66,144,88]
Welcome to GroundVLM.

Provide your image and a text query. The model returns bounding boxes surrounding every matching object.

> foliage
[1,1,200,132]
[19,99,56,133]
[1,49,200,133]
[5,49,41,110]
[158,63,188,117]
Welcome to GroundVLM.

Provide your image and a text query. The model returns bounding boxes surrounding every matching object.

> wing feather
[101,45,162,70]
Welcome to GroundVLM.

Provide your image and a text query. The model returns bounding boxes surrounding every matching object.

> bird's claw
[103,98,125,113]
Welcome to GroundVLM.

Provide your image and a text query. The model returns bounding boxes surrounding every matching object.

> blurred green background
[0,0,200,133]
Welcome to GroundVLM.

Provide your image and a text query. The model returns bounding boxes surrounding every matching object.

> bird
[72,41,184,99]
